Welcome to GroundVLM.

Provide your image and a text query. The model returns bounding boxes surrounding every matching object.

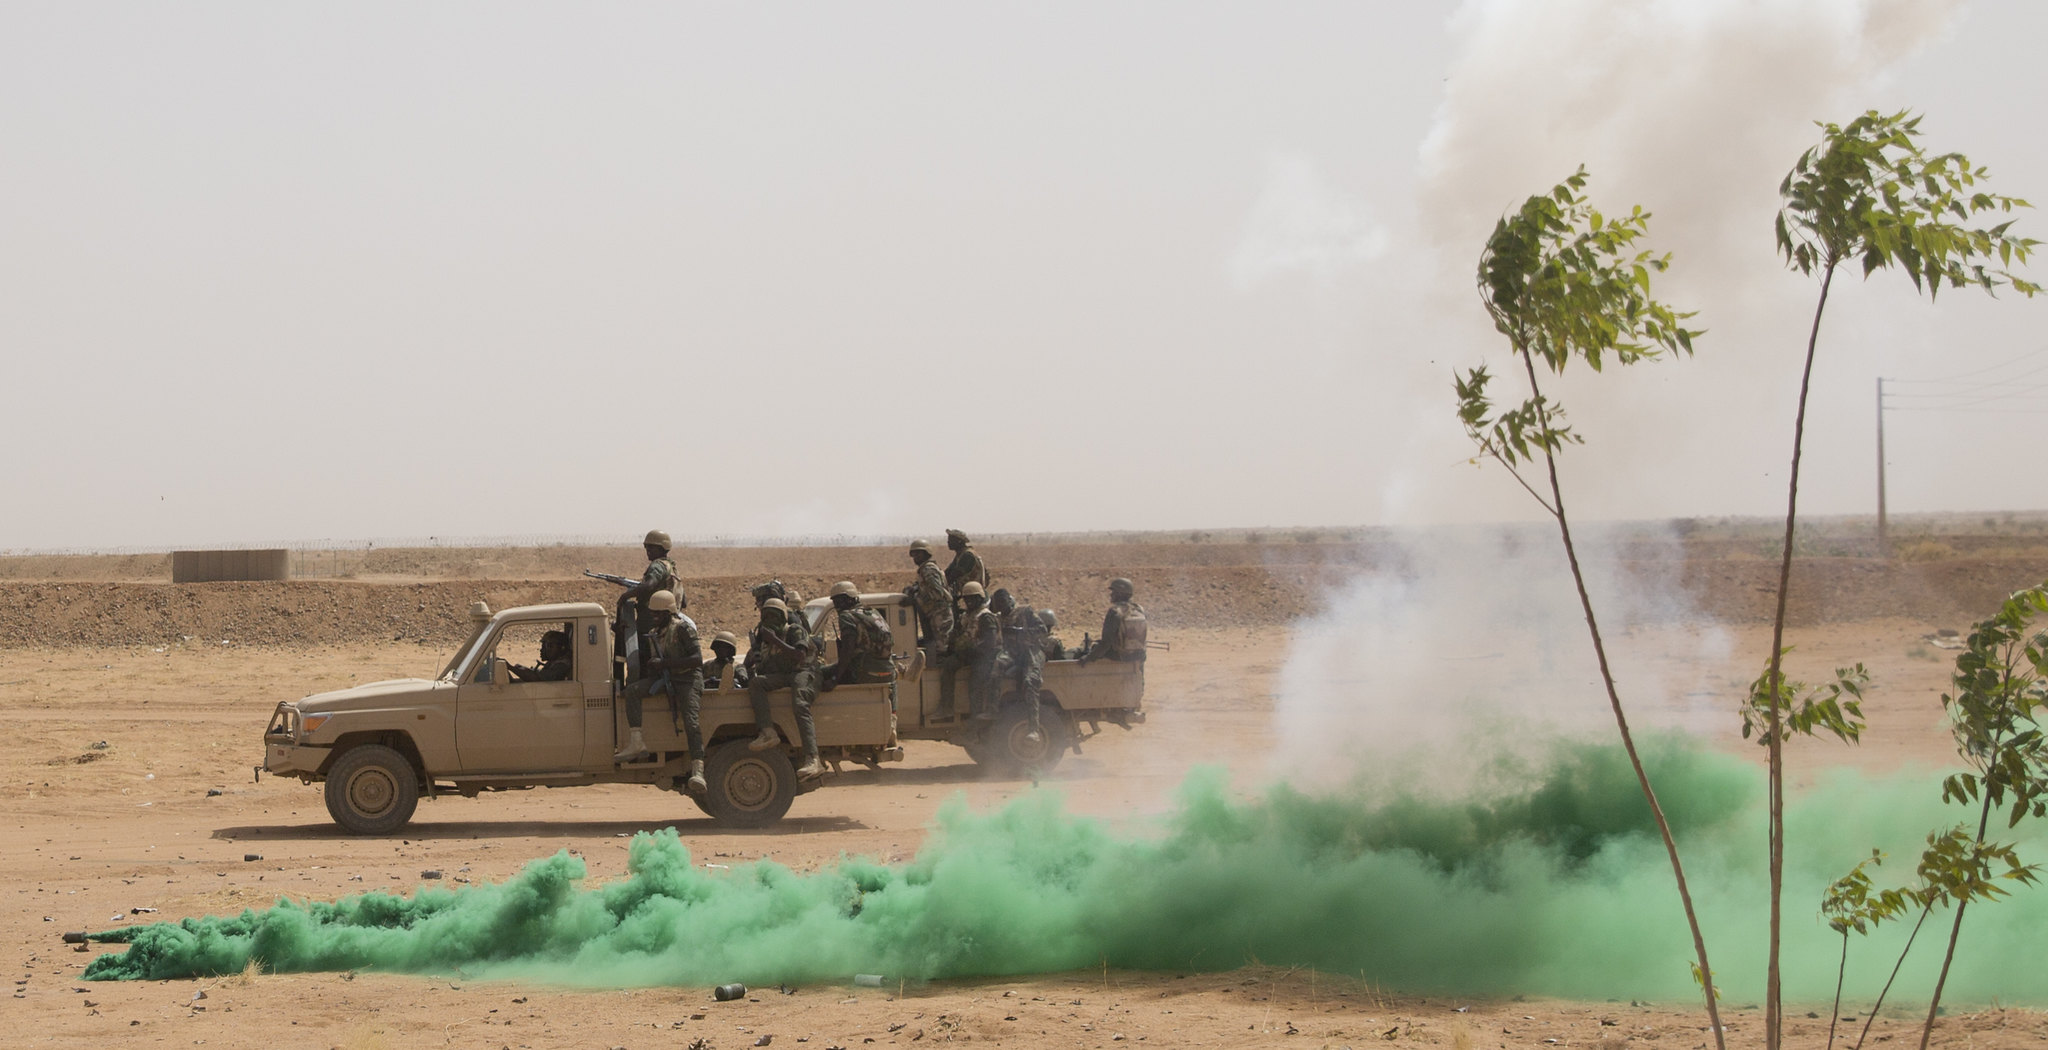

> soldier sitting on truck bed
[825,581,896,688]
[1078,577,1148,665]
[935,581,1003,721]
[509,629,573,682]
[745,597,825,780]
[701,630,744,689]
[1036,609,1066,660]
[902,539,954,655]
[616,591,707,791]
[990,589,1045,742]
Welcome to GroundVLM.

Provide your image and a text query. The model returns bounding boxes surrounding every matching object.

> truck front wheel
[702,739,795,828]
[324,744,420,835]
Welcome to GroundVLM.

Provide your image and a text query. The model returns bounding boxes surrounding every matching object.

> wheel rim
[1004,720,1050,763]
[722,756,777,812]
[346,766,398,817]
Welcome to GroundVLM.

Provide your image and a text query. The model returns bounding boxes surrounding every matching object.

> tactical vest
[1113,601,1147,657]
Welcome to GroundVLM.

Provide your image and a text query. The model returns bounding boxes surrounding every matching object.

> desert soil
[4,537,2048,1049]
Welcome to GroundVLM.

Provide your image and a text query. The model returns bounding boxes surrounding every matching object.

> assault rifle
[584,570,638,587]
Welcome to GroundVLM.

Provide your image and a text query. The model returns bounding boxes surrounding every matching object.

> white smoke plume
[1229,153,1390,290]
[1267,524,1732,791]
[1419,0,1964,289]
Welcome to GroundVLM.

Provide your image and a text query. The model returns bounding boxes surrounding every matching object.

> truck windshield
[438,621,492,682]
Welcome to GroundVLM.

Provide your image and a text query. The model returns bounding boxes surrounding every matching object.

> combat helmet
[1037,608,1058,630]
[830,580,860,598]
[647,589,678,613]
[1109,577,1134,599]
[959,581,985,599]
[909,539,933,554]
[644,529,672,549]
[761,597,789,613]
[712,630,738,647]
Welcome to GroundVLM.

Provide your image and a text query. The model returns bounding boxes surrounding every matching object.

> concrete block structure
[170,549,290,583]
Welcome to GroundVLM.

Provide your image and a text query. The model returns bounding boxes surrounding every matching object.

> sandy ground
[6,601,2044,1050]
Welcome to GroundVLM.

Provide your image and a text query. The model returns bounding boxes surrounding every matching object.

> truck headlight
[299,713,332,738]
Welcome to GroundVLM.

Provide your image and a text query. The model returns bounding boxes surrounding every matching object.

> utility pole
[1876,376,1888,558]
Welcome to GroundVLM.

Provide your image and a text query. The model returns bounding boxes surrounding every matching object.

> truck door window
[487,621,575,685]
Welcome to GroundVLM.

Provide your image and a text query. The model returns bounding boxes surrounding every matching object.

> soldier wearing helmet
[701,630,745,690]
[510,629,573,683]
[901,539,953,654]
[618,530,685,669]
[934,580,1002,721]
[614,590,707,791]
[942,529,991,600]
[1079,577,1148,665]
[745,596,825,780]
[825,581,895,689]
[1036,608,1066,660]
[990,589,1047,743]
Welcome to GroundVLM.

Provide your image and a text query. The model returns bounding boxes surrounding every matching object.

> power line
[1886,346,2048,384]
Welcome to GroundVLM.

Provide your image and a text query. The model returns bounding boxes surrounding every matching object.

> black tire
[986,697,1069,776]
[701,739,795,828]
[323,744,420,835]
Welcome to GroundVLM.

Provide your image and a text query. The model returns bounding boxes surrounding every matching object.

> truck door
[454,620,586,772]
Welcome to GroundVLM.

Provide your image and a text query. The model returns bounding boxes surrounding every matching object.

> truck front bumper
[264,741,332,778]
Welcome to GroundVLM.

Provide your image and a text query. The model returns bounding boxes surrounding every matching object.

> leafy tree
[1818,850,1915,1050]
[1760,109,2038,1050]
[1912,587,2048,1047]
[1454,169,1722,1048]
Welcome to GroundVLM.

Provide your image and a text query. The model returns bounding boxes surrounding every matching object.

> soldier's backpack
[851,606,894,661]
[1115,601,1148,656]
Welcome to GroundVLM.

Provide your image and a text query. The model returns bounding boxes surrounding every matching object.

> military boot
[685,758,707,794]
[796,751,825,780]
[613,727,649,763]
[748,724,782,751]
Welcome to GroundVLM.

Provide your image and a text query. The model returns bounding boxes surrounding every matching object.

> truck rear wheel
[702,739,795,828]
[324,744,419,835]
[984,699,1069,775]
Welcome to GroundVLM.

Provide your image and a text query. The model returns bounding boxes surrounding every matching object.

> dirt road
[4,538,2047,1049]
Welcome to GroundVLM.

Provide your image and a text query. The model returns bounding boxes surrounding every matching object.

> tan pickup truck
[262,592,1144,834]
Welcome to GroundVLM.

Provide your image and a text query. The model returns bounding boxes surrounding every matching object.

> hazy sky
[4,1,2044,551]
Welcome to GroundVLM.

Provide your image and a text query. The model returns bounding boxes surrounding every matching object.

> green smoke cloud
[82,736,2047,1006]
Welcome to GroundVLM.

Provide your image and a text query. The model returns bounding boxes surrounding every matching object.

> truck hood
[296,678,447,712]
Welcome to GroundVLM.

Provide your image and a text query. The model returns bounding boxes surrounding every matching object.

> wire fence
[0,525,1401,561]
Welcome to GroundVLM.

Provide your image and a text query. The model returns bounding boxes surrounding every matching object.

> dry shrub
[217,957,263,987]
[1894,540,1956,561]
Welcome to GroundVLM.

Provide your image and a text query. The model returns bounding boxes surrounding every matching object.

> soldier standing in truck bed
[902,539,953,654]
[621,530,684,663]
[745,597,825,780]
[943,529,990,598]
[1078,577,1148,665]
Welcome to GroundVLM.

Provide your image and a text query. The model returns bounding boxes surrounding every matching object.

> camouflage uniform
[1082,599,1147,663]
[746,611,819,756]
[936,599,1003,720]
[944,542,990,598]
[622,556,682,661]
[904,559,954,651]
[995,604,1046,735]
[623,613,706,760]
[700,653,745,690]
[834,604,897,685]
